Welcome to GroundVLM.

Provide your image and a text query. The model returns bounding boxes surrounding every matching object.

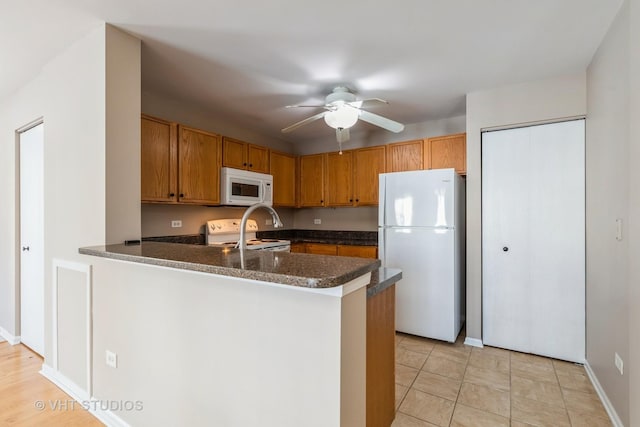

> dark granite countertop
[367,268,402,298]
[79,242,380,289]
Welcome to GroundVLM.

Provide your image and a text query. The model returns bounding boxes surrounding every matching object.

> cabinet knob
[249,163,253,168]
[169,193,175,197]
[320,200,324,203]
[356,199,359,202]
[349,199,353,202]
[243,163,247,166]
[180,193,185,198]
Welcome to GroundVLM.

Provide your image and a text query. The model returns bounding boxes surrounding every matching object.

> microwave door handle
[261,181,266,203]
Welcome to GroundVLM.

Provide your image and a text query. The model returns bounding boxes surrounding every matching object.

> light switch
[616,218,623,241]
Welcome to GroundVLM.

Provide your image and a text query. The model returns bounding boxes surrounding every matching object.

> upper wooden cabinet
[353,146,386,206]
[222,137,270,173]
[178,126,222,205]
[424,133,466,174]
[141,115,178,203]
[326,151,354,206]
[386,140,423,172]
[270,151,297,207]
[298,154,326,207]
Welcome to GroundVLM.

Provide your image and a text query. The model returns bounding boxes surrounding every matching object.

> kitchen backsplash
[142,204,378,237]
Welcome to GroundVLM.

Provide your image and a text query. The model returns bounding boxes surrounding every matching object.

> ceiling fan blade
[336,127,350,143]
[281,112,326,133]
[285,104,327,108]
[349,98,389,109]
[358,110,405,133]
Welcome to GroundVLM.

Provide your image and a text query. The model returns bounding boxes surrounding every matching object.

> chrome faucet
[235,203,283,250]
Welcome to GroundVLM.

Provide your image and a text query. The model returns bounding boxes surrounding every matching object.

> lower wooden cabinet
[292,243,378,258]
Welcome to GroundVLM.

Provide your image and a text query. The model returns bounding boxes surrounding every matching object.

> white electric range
[206,218,290,252]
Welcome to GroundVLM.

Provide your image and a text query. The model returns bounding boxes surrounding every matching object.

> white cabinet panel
[482,120,585,362]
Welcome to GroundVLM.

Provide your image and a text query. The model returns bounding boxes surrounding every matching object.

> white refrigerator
[378,168,465,342]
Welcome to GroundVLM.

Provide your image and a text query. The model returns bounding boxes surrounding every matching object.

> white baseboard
[0,326,20,345]
[584,361,624,427]
[40,365,130,427]
[464,337,484,348]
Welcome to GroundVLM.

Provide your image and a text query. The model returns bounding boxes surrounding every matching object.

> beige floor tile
[557,371,596,394]
[411,371,461,401]
[562,388,609,419]
[552,359,586,376]
[450,403,509,427]
[471,345,510,360]
[396,384,409,410]
[567,410,613,426]
[510,421,537,427]
[511,352,554,368]
[422,353,467,380]
[392,412,438,427]
[399,389,455,426]
[399,336,437,355]
[511,375,565,408]
[463,365,510,391]
[511,359,558,384]
[396,334,405,345]
[396,347,429,369]
[511,396,571,427]
[457,381,510,418]
[431,344,471,364]
[468,350,510,374]
[396,364,419,387]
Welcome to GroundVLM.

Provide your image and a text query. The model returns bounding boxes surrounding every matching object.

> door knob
[22,246,30,251]
[502,247,509,252]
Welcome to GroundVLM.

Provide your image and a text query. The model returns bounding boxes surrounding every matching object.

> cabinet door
[222,137,247,170]
[290,243,306,253]
[141,116,177,203]
[247,144,270,173]
[337,245,378,259]
[426,133,466,174]
[326,151,353,206]
[386,140,423,172]
[298,154,326,207]
[353,146,386,206]
[306,243,337,255]
[270,151,297,207]
[178,126,222,204]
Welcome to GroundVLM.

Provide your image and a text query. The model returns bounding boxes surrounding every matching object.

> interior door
[482,120,585,362]
[20,122,45,355]
[482,126,532,353]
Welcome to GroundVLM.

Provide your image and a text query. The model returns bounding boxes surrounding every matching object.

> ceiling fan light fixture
[323,105,359,129]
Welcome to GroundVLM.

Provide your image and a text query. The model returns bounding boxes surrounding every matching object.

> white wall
[629,0,640,422]
[586,3,630,423]
[0,25,106,346]
[0,23,141,400]
[294,115,466,156]
[106,25,141,244]
[142,90,293,153]
[465,73,587,342]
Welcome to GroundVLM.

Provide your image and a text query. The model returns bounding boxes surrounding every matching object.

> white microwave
[220,167,273,206]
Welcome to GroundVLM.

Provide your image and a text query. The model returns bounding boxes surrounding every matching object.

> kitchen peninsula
[79,242,398,427]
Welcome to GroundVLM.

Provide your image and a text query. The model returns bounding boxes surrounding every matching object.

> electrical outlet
[314,218,321,225]
[615,353,624,375]
[106,350,118,368]
[171,220,182,228]
[265,219,272,226]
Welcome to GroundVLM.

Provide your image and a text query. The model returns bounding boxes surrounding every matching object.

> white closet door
[482,126,532,353]
[528,120,585,362]
[482,120,585,362]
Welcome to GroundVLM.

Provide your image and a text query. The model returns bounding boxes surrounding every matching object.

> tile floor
[393,332,612,427]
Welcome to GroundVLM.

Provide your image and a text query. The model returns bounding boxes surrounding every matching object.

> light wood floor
[0,342,103,426]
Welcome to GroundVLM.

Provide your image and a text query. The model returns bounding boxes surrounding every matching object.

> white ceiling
[2,0,623,143]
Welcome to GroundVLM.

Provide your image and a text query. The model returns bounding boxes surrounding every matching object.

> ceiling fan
[281,87,405,145]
